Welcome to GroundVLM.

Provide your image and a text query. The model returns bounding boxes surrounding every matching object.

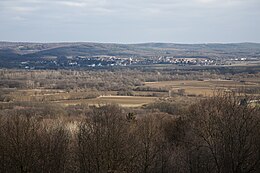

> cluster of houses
[148,56,215,65]
[19,55,225,69]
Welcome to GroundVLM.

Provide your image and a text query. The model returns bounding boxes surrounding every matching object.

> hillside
[0,42,260,68]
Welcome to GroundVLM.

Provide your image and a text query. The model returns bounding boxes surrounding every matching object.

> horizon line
[0,40,260,45]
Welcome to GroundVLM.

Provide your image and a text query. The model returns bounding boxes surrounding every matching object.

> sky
[0,0,260,43]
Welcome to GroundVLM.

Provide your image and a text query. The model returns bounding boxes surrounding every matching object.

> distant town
[1,42,259,69]
[19,55,257,70]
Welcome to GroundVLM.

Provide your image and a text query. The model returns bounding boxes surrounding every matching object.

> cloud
[11,6,37,13]
[55,0,104,7]
[0,0,257,15]
[0,0,259,42]
[195,0,216,4]
[59,1,86,7]
[12,16,27,21]
[0,0,258,20]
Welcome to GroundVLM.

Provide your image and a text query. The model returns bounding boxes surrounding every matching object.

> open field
[54,96,158,107]
[2,79,259,108]
[145,79,260,96]
[228,61,260,67]
[1,68,259,108]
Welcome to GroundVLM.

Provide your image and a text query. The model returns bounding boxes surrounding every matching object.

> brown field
[229,61,260,67]
[4,79,259,108]
[54,96,158,107]
[5,89,159,107]
[145,79,260,96]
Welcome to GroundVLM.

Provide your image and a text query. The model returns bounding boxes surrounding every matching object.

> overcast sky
[0,0,259,43]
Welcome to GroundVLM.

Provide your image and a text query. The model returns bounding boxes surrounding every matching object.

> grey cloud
[0,0,259,43]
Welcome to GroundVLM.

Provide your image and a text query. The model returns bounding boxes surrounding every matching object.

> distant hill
[0,42,260,68]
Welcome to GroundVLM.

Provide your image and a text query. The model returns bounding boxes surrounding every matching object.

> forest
[0,93,259,173]
[0,67,259,173]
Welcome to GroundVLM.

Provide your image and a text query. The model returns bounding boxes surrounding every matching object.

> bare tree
[77,105,135,173]
[0,113,69,173]
[134,113,173,173]
[187,92,260,173]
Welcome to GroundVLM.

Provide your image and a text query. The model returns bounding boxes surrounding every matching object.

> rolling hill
[0,42,260,68]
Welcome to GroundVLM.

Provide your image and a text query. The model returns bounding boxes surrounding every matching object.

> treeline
[0,93,259,173]
[0,68,247,90]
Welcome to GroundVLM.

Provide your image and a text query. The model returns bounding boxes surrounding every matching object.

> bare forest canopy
[0,93,259,173]
[0,64,259,172]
